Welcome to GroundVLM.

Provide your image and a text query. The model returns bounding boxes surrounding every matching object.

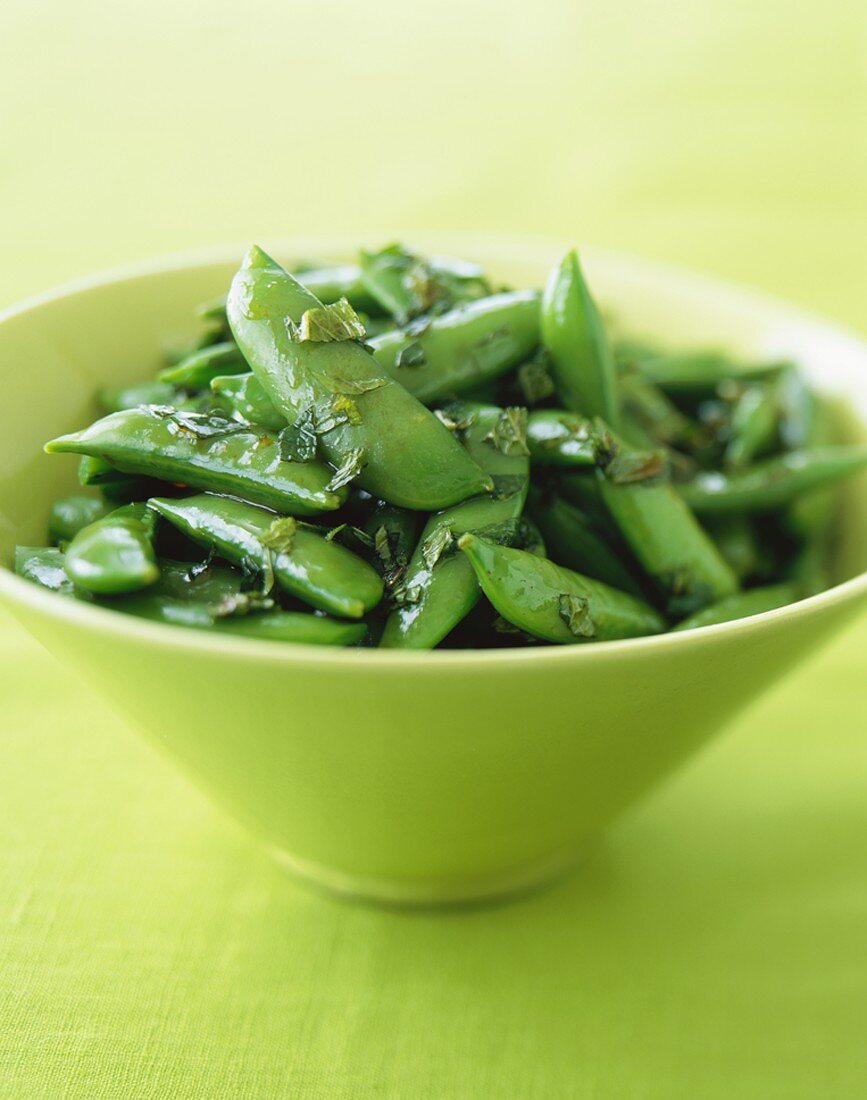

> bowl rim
[2,232,866,669]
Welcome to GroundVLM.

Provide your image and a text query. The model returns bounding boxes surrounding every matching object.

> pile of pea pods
[17,243,867,647]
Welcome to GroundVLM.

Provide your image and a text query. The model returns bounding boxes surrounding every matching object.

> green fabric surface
[1,1,866,1096]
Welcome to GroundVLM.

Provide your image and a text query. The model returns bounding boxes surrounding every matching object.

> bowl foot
[268,844,585,909]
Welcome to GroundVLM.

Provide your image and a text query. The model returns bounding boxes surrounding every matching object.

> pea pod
[159,341,247,389]
[151,559,245,603]
[149,494,383,618]
[78,455,163,502]
[210,373,286,431]
[15,546,80,596]
[113,595,367,646]
[48,495,112,543]
[703,514,767,582]
[527,488,646,597]
[47,406,345,515]
[361,502,421,594]
[227,246,491,511]
[541,250,620,427]
[459,534,665,643]
[679,446,867,515]
[359,244,491,324]
[595,427,739,613]
[380,403,530,649]
[526,409,594,467]
[619,368,694,448]
[723,383,779,471]
[672,583,798,632]
[368,290,539,404]
[99,380,182,413]
[64,503,159,595]
[624,350,787,395]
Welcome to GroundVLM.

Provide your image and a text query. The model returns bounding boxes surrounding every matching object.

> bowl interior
[1,234,867,592]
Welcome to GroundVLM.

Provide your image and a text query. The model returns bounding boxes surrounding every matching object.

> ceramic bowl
[2,235,866,905]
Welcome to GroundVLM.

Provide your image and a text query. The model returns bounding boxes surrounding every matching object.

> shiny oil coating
[149,494,383,619]
[210,373,287,431]
[459,534,665,643]
[369,291,540,404]
[46,406,344,515]
[227,247,492,512]
[48,495,111,543]
[526,409,595,466]
[380,403,530,649]
[64,503,159,595]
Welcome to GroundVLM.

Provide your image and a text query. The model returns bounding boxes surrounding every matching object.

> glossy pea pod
[594,426,739,614]
[679,446,867,515]
[48,495,112,543]
[671,583,799,632]
[723,381,780,472]
[98,380,182,413]
[525,409,595,467]
[159,341,248,389]
[47,406,345,515]
[210,373,287,431]
[459,534,665,643]
[369,290,540,403]
[380,403,531,649]
[541,249,620,428]
[15,546,81,596]
[64,503,159,595]
[149,494,383,618]
[109,593,367,645]
[227,246,492,511]
[359,244,491,324]
[623,349,788,395]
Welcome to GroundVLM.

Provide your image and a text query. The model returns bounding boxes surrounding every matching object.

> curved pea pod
[595,427,738,614]
[625,350,787,395]
[671,583,798,632]
[619,368,695,448]
[227,246,491,511]
[151,559,245,603]
[78,455,164,502]
[359,244,491,324]
[15,546,82,596]
[46,406,345,515]
[380,403,530,649]
[113,594,367,646]
[723,382,780,471]
[64,503,159,595]
[541,250,620,427]
[149,494,383,619]
[210,373,286,431]
[679,446,867,515]
[159,341,247,389]
[368,291,540,404]
[783,391,839,537]
[527,489,645,597]
[459,534,665,643]
[98,380,182,413]
[48,495,111,543]
[526,409,595,467]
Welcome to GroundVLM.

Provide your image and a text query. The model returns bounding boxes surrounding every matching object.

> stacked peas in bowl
[18,243,867,648]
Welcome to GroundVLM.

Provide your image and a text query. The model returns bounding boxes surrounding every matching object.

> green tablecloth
[1,2,865,1096]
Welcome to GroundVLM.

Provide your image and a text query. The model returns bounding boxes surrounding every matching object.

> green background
[1,2,866,1096]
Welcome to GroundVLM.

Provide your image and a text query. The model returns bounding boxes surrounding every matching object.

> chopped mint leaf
[558,594,596,638]
[485,406,530,456]
[287,298,366,343]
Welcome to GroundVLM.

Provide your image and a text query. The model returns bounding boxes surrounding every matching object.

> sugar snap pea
[15,546,80,596]
[113,595,367,645]
[64,503,159,595]
[723,382,779,471]
[459,534,665,643]
[99,380,182,413]
[526,409,595,467]
[625,350,787,395]
[227,246,492,511]
[369,290,539,403]
[541,250,620,427]
[679,446,867,515]
[47,406,345,515]
[149,494,383,618]
[159,341,247,389]
[359,244,491,324]
[209,373,286,431]
[380,403,530,648]
[672,583,799,632]
[594,426,738,613]
[48,495,112,544]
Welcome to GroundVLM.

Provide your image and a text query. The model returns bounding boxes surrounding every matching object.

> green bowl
[2,235,866,905]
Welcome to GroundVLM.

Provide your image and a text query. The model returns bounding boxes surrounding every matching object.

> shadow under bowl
[1,234,866,905]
